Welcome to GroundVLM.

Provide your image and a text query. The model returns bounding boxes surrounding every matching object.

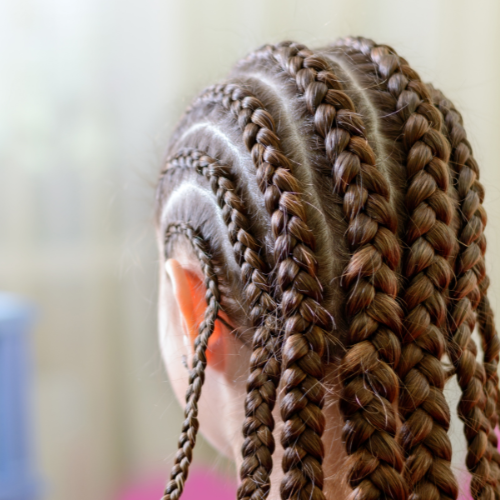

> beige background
[2,1,500,499]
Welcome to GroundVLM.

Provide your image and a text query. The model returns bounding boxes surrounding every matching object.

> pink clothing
[120,430,500,500]
[118,468,235,500]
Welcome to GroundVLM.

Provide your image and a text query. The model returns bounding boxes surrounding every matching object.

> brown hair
[156,37,499,500]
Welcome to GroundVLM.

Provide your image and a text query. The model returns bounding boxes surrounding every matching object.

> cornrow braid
[191,83,334,500]
[238,41,409,500]
[161,222,222,500]
[161,149,280,500]
[334,36,460,500]
[431,87,500,495]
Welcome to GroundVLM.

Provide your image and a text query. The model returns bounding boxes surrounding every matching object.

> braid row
[431,88,500,496]
[240,41,409,500]
[335,36,460,500]
[194,83,333,500]
[162,149,280,500]
[161,222,222,500]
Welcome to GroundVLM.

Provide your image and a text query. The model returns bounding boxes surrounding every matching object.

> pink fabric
[117,468,236,500]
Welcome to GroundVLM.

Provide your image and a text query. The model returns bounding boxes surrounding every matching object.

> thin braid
[431,88,500,427]
[431,88,500,494]
[161,222,221,500]
[239,41,409,500]
[478,294,500,430]
[335,36,460,500]
[162,149,280,500]
[192,83,333,500]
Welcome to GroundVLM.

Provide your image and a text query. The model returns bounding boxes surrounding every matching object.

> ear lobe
[165,259,227,370]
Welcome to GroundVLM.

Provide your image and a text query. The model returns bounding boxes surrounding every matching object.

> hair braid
[238,41,409,500]
[161,149,280,500]
[161,222,222,500]
[430,87,500,495]
[193,82,334,500]
[334,36,460,500]
[477,293,500,430]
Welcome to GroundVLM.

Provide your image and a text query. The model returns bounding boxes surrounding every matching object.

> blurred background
[1,0,500,499]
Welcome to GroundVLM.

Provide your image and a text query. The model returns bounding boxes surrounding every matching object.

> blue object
[0,293,39,500]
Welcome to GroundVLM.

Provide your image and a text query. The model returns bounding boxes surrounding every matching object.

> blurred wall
[1,1,500,499]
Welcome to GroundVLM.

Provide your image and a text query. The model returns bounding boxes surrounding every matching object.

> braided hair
[156,37,500,500]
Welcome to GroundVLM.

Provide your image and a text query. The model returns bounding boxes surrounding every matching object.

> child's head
[156,37,499,500]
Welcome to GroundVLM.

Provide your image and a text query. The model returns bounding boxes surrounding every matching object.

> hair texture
[156,37,499,500]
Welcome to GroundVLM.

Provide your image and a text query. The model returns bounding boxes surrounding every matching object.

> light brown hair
[156,37,500,500]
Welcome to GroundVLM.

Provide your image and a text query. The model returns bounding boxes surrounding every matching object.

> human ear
[165,259,227,370]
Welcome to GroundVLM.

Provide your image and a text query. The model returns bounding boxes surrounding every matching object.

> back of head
[156,37,500,500]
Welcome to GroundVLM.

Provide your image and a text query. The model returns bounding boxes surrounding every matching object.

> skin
[160,258,350,500]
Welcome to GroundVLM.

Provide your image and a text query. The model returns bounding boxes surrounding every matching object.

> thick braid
[162,149,280,500]
[192,83,333,500]
[431,88,500,495]
[161,222,221,500]
[335,37,460,500]
[239,42,409,500]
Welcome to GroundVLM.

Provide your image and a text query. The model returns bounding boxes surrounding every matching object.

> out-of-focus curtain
[1,1,499,499]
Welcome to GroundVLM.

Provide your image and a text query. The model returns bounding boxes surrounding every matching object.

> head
[156,38,500,500]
